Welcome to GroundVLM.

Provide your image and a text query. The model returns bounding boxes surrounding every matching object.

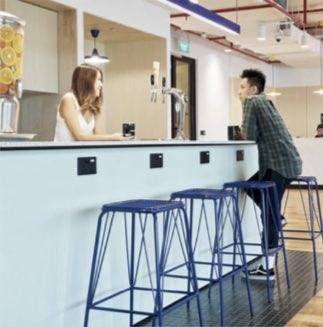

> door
[171,55,197,140]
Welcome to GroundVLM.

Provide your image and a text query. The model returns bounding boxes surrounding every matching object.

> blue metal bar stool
[170,189,254,326]
[84,199,203,327]
[223,181,291,302]
[282,176,323,284]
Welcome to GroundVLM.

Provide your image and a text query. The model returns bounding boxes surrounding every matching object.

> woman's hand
[111,133,132,141]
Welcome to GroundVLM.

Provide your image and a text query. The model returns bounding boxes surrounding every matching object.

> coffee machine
[0,11,25,133]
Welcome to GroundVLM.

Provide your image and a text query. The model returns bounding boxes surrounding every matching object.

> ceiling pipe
[293,8,323,14]
[304,0,307,25]
[171,4,271,18]
[262,0,302,27]
[171,24,279,65]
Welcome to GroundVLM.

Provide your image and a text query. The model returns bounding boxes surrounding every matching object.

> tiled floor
[138,250,323,326]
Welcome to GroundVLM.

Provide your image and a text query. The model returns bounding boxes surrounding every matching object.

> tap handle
[162,77,166,88]
[150,74,155,86]
[16,79,23,99]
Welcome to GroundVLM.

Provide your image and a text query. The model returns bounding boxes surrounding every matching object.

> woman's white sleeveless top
[54,92,95,141]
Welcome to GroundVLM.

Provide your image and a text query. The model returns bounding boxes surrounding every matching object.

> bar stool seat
[171,188,233,200]
[84,199,203,327]
[102,199,184,213]
[224,180,276,189]
[292,176,317,183]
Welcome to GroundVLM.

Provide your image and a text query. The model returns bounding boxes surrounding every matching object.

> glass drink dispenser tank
[0,11,25,133]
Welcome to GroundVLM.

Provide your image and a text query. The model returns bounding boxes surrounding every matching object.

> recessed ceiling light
[300,31,309,48]
[267,90,282,97]
[224,48,232,53]
[257,22,266,41]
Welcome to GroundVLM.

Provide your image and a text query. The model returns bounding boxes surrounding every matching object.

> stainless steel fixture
[150,62,188,140]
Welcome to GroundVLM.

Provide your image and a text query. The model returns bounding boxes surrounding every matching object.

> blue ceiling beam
[157,0,240,35]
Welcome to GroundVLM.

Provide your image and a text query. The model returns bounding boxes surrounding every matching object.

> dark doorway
[171,55,197,140]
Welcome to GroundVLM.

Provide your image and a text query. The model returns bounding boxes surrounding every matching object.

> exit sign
[275,0,287,9]
[178,38,190,54]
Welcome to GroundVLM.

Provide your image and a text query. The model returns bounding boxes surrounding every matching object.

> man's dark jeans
[246,169,291,249]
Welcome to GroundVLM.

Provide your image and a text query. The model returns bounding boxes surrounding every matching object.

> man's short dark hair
[240,69,266,94]
[317,123,323,130]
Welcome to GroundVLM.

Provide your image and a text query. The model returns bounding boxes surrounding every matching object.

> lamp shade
[84,29,110,65]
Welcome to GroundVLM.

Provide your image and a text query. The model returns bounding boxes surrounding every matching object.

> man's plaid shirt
[242,93,302,179]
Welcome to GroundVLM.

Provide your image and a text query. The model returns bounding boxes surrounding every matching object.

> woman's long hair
[71,64,103,115]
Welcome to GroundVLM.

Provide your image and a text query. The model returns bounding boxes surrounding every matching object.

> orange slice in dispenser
[0,82,9,94]
[1,46,17,66]
[11,57,22,79]
[0,67,14,85]
[13,33,23,54]
[0,26,14,42]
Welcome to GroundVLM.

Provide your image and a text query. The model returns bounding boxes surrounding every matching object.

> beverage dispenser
[0,11,25,133]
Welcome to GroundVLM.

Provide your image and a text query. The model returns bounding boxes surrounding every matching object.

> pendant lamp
[85,29,110,65]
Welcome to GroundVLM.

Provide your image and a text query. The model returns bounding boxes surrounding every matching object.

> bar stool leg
[208,199,218,299]
[262,190,272,303]
[187,199,194,309]
[151,213,163,327]
[129,213,136,327]
[313,179,323,242]
[84,211,108,327]
[308,183,319,284]
[180,207,204,327]
[273,187,291,290]
[233,195,254,316]
[216,198,225,326]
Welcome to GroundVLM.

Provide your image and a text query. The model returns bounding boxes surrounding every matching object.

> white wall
[54,0,170,70]
[56,0,170,39]
[276,66,321,88]
[171,31,270,140]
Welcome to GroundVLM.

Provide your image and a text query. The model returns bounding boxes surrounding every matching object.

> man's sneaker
[242,265,275,281]
[281,217,287,227]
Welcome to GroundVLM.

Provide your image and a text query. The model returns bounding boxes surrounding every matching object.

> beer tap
[150,62,188,140]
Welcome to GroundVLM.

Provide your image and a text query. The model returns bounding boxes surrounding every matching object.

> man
[315,123,323,138]
[239,69,302,280]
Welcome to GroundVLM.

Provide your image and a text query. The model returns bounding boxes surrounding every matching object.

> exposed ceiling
[169,0,323,68]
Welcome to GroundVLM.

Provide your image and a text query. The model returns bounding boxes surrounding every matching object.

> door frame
[171,55,197,140]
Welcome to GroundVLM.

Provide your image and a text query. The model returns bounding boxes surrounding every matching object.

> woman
[54,64,127,141]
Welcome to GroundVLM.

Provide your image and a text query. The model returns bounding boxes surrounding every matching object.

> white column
[76,8,84,65]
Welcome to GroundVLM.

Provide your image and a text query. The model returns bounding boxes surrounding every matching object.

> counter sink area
[0,140,259,327]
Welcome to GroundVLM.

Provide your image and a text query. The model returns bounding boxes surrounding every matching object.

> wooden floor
[285,189,323,326]
[283,189,323,253]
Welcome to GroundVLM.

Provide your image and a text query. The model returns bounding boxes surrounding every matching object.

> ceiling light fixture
[314,41,323,95]
[267,64,282,97]
[300,31,309,49]
[257,22,266,41]
[84,29,110,65]
[201,32,208,39]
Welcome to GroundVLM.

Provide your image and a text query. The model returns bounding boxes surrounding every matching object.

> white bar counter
[0,140,258,327]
